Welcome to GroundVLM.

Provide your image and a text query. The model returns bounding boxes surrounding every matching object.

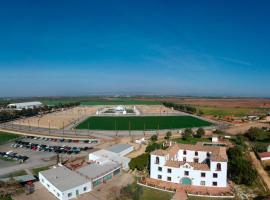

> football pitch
[76,116,212,131]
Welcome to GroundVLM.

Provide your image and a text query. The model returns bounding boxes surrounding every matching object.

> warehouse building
[7,101,42,110]
[106,144,134,157]
[89,149,131,170]
[39,162,121,200]
[39,166,90,200]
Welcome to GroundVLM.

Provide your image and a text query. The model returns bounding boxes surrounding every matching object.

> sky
[0,0,269,97]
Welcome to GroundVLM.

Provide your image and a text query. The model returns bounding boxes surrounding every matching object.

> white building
[106,144,134,157]
[39,162,121,200]
[7,101,42,110]
[39,166,91,200]
[150,142,228,187]
[89,149,131,170]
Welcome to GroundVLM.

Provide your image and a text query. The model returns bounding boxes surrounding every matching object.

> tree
[183,128,193,140]
[195,128,205,138]
[145,142,163,153]
[150,134,158,142]
[164,131,172,140]
[129,153,150,171]
[227,147,257,185]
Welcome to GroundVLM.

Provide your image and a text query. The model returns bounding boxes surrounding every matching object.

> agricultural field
[76,116,212,131]
[198,106,268,117]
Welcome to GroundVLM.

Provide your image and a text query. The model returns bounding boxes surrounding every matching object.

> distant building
[7,101,42,110]
[150,142,228,187]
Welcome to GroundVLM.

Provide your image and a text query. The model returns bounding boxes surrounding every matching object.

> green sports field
[76,116,212,131]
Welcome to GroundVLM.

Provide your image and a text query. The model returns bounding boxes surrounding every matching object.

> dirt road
[250,151,270,190]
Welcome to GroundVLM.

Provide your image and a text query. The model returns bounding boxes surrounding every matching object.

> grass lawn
[0,132,20,144]
[173,137,211,144]
[32,166,50,176]
[0,170,27,178]
[139,186,173,200]
[76,116,212,131]
[198,106,267,117]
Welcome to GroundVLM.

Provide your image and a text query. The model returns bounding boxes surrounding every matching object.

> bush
[145,143,163,153]
[195,128,205,138]
[245,127,270,142]
[164,131,172,140]
[183,128,193,140]
[129,153,149,171]
[150,134,158,142]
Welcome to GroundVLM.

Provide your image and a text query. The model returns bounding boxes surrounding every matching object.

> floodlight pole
[63,122,64,135]
[129,121,131,137]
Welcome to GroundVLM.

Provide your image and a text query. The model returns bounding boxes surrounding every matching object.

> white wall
[150,154,227,187]
[39,173,91,200]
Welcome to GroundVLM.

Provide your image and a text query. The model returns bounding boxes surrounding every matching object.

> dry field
[136,105,180,114]
[13,106,101,129]
[135,97,270,108]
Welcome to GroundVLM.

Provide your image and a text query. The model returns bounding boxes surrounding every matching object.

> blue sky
[0,0,269,97]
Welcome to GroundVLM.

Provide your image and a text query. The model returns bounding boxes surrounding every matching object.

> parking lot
[0,136,100,177]
[11,136,99,155]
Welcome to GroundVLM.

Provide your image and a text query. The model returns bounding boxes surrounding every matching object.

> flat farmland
[76,116,212,131]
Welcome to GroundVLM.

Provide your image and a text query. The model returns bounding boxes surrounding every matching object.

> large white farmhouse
[150,142,228,187]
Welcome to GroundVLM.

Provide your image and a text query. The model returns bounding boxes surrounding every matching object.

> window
[158,175,162,179]
[201,172,206,177]
[194,158,199,163]
[47,184,50,188]
[207,152,210,157]
[167,168,172,173]
[41,179,44,183]
[167,177,171,181]
[195,151,198,156]
[213,173,218,178]
[57,193,60,197]
[155,157,160,164]
[83,187,87,191]
[184,171,189,176]
[183,157,186,162]
[216,163,221,171]
[212,182,217,186]
[68,193,72,197]
[158,167,162,171]
[183,150,187,155]
[200,181,205,186]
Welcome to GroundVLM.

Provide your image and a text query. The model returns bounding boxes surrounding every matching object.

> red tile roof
[259,152,270,158]
[151,142,228,162]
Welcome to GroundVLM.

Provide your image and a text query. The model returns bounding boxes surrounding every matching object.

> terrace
[139,177,234,198]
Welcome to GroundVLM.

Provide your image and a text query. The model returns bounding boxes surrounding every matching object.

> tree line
[163,102,197,114]
[0,102,80,123]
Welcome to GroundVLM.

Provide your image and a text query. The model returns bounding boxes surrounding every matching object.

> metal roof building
[89,149,131,170]
[39,163,122,200]
[106,144,134,157]
[7,101,43,110]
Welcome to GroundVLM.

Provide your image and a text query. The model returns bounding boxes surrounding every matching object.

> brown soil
[135,97,270,108]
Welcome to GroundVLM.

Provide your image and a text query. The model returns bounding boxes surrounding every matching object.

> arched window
[216,163,221,171]
[155,157,160,164]
[207,152,210,157]
[183,150,187,155]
